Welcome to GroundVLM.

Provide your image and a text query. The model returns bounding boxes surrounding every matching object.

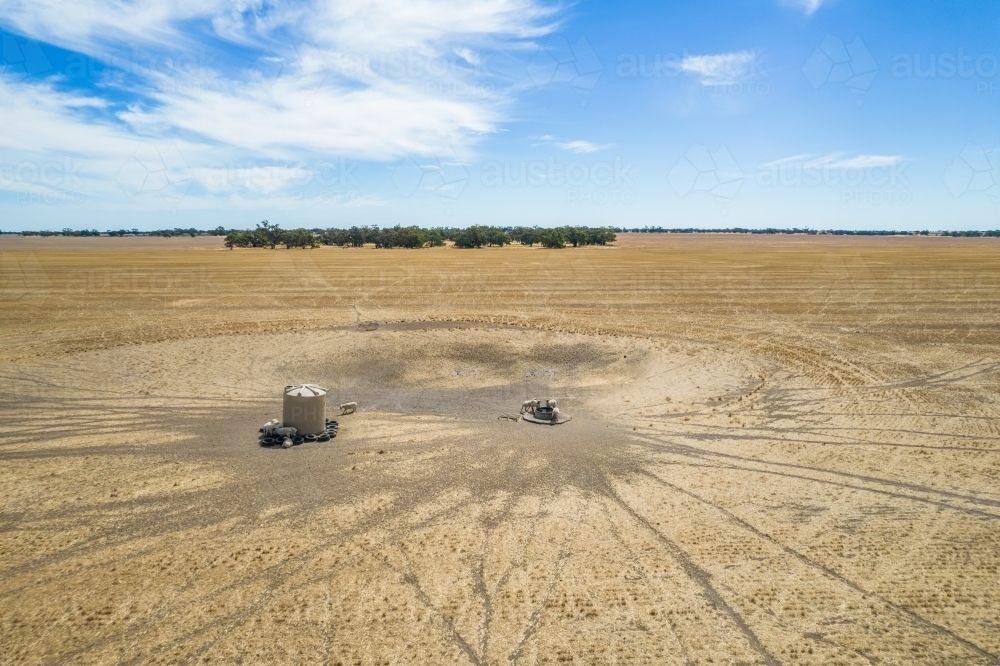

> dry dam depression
[1,234,999,665]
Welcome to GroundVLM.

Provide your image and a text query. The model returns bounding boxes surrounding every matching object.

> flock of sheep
[521,398,560,419]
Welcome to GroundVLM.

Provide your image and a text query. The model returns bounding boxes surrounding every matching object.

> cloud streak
[556,140,613,153]
[679,51,760,86]
[780,0,826,15]
[760,153,906,170]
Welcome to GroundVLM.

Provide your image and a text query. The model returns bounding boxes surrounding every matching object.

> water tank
[283,384,328,435]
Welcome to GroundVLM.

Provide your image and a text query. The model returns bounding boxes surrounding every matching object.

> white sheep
[520,399,540,414]
[260,419,280,434]
[339,402,358,415]
[274,426,297,438]
[282,437,293,449]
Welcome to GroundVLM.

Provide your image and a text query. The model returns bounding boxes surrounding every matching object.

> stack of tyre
[259,419,338,447]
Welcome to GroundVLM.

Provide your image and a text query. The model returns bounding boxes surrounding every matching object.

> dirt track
[1,234,999,665]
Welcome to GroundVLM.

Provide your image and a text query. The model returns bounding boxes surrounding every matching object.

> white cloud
[119,72,499,162]
[760,153,906,170]
[0,78,140,200]
[815,154,903,169]
[0,0,559,213]
[556,140,613,153]
[0,2,556,157]
[679,51,759,86]
[781,0,826,15]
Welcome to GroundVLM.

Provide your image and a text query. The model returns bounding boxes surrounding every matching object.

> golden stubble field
[1,233,999,665]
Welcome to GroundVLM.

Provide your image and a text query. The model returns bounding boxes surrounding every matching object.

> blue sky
[0,0,997,231]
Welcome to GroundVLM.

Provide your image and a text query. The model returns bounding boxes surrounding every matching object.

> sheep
[259,419,280,434]
[282,437,293,449]
[339,402,358,415]
[520,399,540,414]
[274,426,297,438]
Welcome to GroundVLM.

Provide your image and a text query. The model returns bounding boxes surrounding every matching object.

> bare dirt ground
[1,234,999,665]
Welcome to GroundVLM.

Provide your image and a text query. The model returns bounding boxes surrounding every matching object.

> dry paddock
[1,233,999,665]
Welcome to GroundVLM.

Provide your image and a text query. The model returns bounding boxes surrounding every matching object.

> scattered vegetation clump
[613,227,1000,236]
[539,229,566,249]
[318,226,445,248]
[510,226,616,248]
[20,228,100,237]
[283,228,319,248]
[452,226,511,248]
[941,230,1000,237]
[224,221,318,249]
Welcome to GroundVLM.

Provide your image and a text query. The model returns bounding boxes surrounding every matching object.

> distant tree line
[147,226,231,237]
[318,225,446,248]
[940,230,1000,237]
[613,227,1000,236]
[223,223,616,249]
[20,227,233,237]
[19,225,999,241]
[20,228,100,237]
[508,226,617,248]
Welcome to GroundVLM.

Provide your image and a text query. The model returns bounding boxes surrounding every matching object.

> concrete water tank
[283,384,328,435]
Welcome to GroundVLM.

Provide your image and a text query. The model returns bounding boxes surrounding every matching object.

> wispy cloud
[679,51,760,86]
[0,0,559,212]
[780,0,827,15]
[556,140,613,153]
[760,153,906,170]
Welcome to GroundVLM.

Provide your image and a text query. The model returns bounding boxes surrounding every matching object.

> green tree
[224,231,242,249]
[257,220,282,248]
[282,228,318,248]
[539,229,566,248]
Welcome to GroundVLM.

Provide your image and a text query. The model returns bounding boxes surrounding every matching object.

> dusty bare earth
[1,234,999,665]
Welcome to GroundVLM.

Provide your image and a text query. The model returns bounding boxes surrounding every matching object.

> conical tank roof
[285,384,328,397]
